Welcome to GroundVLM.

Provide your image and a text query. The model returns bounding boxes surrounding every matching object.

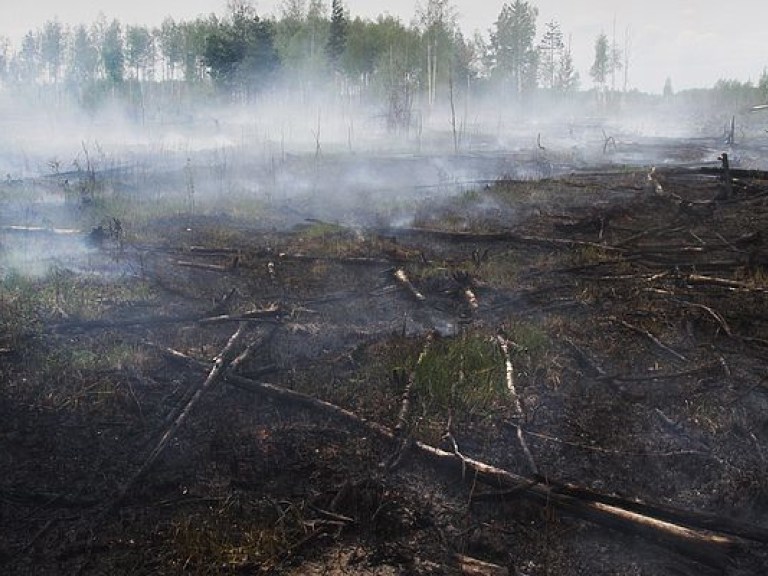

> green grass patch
[414,333,507,418]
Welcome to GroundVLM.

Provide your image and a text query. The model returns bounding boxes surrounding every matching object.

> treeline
[0,0,766,121]
[0,1,578,113]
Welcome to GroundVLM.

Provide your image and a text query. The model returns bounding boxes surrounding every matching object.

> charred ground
[1,139,768,575]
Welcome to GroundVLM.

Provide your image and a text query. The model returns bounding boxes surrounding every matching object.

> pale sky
[2,1,766,93]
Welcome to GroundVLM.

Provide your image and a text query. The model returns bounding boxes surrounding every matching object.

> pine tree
[326,0,347,70]
[555,45,579,93]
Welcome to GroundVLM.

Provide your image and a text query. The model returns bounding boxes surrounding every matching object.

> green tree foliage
[67,25,99,85]
[16,31,41,83]
[556,45,579,93]
[416,0,458,106]
[41,20,64,83]
[490,1,538,97]
[180,20,208,82]
[126,25,154,80]
[101,19,125,84]
[202,3,279,98]
[275,0,329,79]
[157,18,184,80]
[326,0,347,70]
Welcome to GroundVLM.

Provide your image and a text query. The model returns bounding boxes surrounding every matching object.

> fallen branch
[394,269,425,302]
[496,335,523,415]
[389,336,433,469]
[610,318,687,362]
[175,260,232,272]
[48,306,281,332]
[683,274,766,292]
[155,349,764,566]
[562,336,607,377]
[671,299,733,337]
[376,227,625,253]
[455,553,509,576]
[597,361,722,384]
[119,324,248,500]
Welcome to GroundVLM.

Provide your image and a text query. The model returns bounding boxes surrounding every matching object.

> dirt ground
[1,141,768,575]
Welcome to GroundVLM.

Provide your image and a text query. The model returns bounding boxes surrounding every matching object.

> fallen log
[155,348,766,567]
[610,317,687,362]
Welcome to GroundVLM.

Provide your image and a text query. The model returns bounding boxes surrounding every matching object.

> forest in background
[0,0,767,131]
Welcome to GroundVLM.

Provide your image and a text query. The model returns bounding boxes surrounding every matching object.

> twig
[517,427,708,458]
[671,299,733,337]
[562,336,607,377]
[611,317,687,362]
[595,362,722,384]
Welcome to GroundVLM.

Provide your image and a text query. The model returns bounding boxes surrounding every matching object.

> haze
[3,0,767,93]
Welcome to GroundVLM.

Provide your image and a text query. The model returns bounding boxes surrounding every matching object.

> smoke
[2,71,768,281]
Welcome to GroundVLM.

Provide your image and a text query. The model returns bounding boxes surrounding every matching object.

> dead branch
[610,318,687,362]
[496,335,537,474]
[495,335,523,416]
[455,553,509,576]
[517,427,708,458]
[597,361,723,384]
[48,305,281,333]
[119,324,248,499]
[683,274,766,292]
[671,299,733,337]
[188,245,241,255]
[394,269,425,302]
[155,349,764,566]
[175,260,231,272]
[389,336,434,469]
[376,228,625,253]
[562,336,607,377]
[277,253,392,266]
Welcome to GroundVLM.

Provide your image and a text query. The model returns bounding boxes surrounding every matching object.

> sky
[2,0,766,94]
